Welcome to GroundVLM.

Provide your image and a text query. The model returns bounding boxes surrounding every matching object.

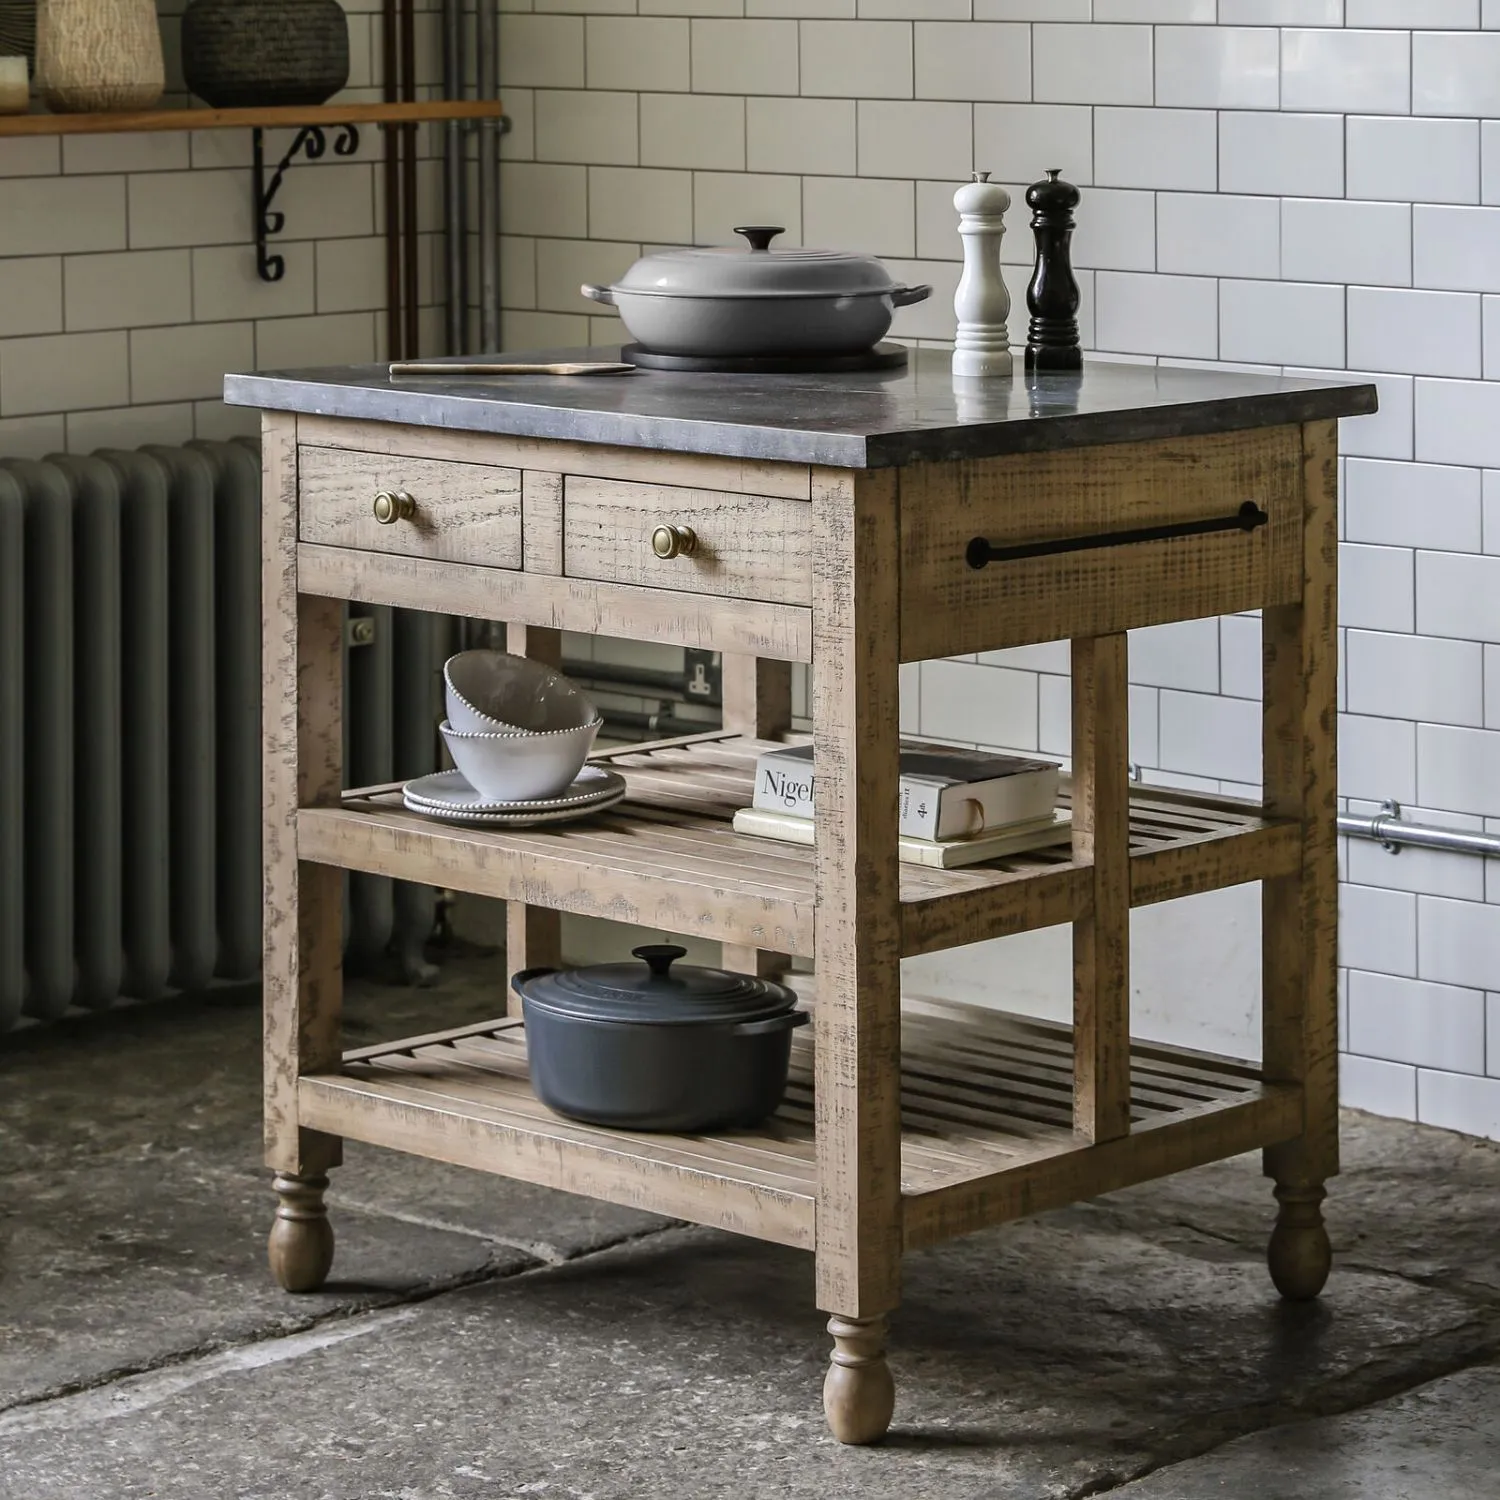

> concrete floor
[2,956,1499,1499]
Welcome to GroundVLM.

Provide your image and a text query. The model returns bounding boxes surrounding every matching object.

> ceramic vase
[34,0,163,112]
[182,0,349,109]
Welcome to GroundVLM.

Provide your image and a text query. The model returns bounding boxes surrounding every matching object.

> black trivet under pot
[620,342,908,374]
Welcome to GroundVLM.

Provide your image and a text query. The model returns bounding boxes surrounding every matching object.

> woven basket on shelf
[182,0,348,109]
[34,0,163,111]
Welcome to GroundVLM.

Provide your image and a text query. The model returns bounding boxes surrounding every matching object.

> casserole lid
[515,944,799,1025]
[612,227,902,300]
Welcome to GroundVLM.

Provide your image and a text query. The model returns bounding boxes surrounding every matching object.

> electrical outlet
[684,649,722,706]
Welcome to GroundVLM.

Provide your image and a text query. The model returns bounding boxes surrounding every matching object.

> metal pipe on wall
[596,708,708,743]
[1339,805,1500,861]
[441,0,468,354]
[476,0,502,350]
[560,659,694,696]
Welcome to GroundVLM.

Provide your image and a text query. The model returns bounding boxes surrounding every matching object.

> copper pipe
[381,0,402,360]
[477,0,501,349]
[441,0,468,353]
[399,0,419,359]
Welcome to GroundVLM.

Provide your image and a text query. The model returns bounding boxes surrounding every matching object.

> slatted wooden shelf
[298,995,1300,1255]
[297,731,1302,959]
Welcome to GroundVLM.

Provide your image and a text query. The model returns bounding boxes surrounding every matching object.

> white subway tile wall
[0,0,446,445]
[485,3,1500,1143]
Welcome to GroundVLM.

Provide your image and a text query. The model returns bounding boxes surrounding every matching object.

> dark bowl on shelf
[182,0,350,108]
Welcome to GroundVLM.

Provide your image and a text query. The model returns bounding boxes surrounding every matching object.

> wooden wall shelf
[0,100,504,283]
[0,100,505,137]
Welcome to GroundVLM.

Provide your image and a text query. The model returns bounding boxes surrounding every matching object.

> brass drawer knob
[651,523,697,559]
[372,490,416,525]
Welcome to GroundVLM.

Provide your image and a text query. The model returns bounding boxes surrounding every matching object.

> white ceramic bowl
[440,718,601,802]
[444,650,599,736]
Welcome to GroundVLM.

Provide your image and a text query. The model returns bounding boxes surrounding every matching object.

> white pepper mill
[952,171,1012,378]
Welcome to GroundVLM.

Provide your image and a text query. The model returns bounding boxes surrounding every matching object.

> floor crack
[0,1246,535,1420]
[0,1208,689,1423]
[329,1193,686,1266]
[1057,1319,1500,1500]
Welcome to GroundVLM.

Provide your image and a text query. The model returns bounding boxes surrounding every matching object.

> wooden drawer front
[298,446,523,568]
[562,477,813,605]
[899,426,1304,660]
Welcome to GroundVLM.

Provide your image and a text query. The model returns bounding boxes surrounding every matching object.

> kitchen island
[228,350,1375,1445]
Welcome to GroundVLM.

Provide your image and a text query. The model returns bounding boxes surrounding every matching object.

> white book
[733,806,1073,869]
[751,740,1061,840]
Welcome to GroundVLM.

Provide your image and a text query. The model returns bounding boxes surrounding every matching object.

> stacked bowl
[440,651,603,802]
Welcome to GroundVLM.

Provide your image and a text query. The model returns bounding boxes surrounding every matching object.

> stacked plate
[402,764,627,827]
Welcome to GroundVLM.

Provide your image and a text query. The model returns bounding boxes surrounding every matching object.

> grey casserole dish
[581,226,931,358]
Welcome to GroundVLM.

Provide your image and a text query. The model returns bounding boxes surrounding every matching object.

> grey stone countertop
[225,348,1378,469]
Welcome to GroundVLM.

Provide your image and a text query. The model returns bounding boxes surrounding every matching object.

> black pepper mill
[1025,168,1082,373]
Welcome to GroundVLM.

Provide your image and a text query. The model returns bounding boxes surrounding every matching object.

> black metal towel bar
[965,500,1270,570]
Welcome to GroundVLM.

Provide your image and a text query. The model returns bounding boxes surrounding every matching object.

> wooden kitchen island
[227,351,1376,1445]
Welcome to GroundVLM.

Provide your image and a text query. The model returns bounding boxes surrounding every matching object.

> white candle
[0,56,27,115]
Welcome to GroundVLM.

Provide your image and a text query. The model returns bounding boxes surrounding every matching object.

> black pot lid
[516,945,798,1026]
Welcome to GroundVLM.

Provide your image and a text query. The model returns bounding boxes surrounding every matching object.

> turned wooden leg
[1267,1180,1331,1302]
[1261,424,1340,1305]
[824,1314,895,1445]
[810,471,903,1448]
[263,418,343,1298]
[268,1172,335,1292]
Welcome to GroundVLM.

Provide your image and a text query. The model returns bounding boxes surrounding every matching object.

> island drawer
[298,446,524,568]
[898,426,1305,658]
[561,476,813,605]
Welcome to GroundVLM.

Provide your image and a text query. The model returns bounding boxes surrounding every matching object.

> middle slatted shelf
[295,731,1301,960]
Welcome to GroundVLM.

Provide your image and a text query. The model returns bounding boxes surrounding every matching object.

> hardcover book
[733,806,1073,869]
[751,740,1061,840]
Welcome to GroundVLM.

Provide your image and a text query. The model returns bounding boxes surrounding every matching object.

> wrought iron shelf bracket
[966,500,1270,571]
[253,123,361,283]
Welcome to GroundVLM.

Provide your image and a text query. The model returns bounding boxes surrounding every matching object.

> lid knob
[633,943,688,978]
[733,226,785,252]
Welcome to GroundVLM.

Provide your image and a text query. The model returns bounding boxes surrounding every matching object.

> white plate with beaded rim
[401,786,628,827]
[402,765,627,814]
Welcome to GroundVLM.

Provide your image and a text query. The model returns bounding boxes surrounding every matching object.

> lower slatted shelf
[298,996,1302,1254]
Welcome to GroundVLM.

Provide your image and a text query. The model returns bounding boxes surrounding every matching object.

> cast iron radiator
[0,441,446,1033]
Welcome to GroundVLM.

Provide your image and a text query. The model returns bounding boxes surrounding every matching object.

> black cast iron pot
[512,944,808,1132]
